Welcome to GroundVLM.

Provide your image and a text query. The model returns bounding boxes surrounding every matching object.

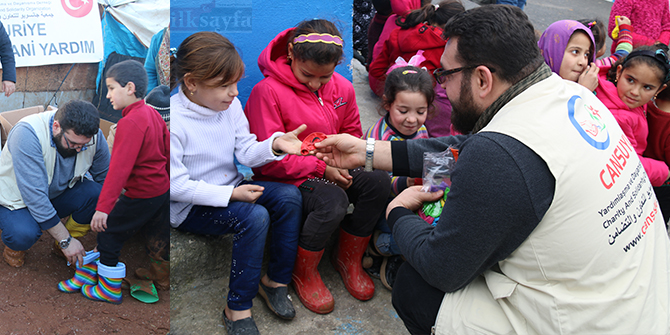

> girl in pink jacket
[594,44,670,186]
[245,19,391,315]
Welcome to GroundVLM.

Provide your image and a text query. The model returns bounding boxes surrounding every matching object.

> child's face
[616,63,665,109]
[106,78,136,110]
[558,31,592,82]
[387,90,428,136]
[289,54,336,92]
[188,76,238,111]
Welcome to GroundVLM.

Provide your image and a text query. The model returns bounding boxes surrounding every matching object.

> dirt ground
[0,230,169,334]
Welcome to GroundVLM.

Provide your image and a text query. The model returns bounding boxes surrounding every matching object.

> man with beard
[314,5,670,334]
[0,100,110,268]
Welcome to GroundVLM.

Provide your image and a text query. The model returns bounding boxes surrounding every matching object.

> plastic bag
[418,148,457,223]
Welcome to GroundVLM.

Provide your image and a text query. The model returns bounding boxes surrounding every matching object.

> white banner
[0,0,104,67]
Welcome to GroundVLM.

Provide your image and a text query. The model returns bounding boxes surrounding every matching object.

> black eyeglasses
[433,65,496,84]
[63,132,95,150]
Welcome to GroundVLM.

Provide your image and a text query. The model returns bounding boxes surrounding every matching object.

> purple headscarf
[538,20,596,74]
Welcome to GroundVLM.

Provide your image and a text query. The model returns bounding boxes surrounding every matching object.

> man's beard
[450,72,484,135]
[53,132,78,158]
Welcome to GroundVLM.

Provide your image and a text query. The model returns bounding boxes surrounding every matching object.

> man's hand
[386,186,444,218]
[91,211,108,232]
[313,134,366,169]
[231,184,264,203]
[273,124,307,155]
[578,63,599,92]
[324,166,353,189]
[2,81,15,97]
[62,237,86,267]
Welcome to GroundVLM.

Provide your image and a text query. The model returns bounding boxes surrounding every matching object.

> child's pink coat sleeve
[245,81,327,183]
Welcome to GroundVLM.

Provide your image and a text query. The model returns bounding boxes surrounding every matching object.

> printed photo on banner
[0,0,103,67]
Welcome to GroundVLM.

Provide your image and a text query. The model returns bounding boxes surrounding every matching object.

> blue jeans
[374,199,402,256]
[496,0,526,10]
[0,179,101,251]
[176,181,302,311]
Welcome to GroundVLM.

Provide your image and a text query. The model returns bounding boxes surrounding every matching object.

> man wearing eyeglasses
[0,100,110,268]
[315,5,670,335]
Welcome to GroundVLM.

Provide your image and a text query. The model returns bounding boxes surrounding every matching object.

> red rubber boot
[331,229,375,301]
[291,246,334,314]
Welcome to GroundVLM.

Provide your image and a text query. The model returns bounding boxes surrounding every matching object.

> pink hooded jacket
[244,28,362,186]
[371,0,422,63]
[595,65,669,186]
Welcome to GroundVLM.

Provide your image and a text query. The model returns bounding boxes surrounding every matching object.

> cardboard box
[0,105,116,149]
[0,106,44,148]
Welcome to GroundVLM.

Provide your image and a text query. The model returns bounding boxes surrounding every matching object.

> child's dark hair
[106,59,148,99]
[288,19,344,66]
[55,100,100,137]
[397,0,465,29]
[170,31,245,91]
[578,19,605,55]
[607,43,670,84]
[381,66,435,116]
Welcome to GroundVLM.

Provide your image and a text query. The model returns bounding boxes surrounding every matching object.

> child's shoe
[58,250,100,293]
[81,261,126,304]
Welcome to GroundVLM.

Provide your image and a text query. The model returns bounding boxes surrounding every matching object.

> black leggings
[97,191,169,266]
[298,167,390,250]
[392,262,445,335]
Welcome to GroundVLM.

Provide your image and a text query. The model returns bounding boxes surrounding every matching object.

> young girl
[595,44,670,187]
[169,32,305,334]
[644,84,670,226]
[608,0,670,51]
[538,20,599,91]
[363,65,432,290]
[369,0,464,137]
[578,19,607,59]
[244,19,391,314]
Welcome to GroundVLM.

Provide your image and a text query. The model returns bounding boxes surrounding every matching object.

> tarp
[0,0,104,67]
[95,0,169,90]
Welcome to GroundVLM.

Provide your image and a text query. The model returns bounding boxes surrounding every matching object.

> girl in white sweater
[169,32,305,335]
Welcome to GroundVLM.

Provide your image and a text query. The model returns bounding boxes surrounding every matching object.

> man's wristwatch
[365,138,375,172]
[59,236,72,250]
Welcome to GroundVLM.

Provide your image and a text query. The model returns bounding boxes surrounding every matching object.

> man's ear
[473,65,494,100]
[52,120,60,134]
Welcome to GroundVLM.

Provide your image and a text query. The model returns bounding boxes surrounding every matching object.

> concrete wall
[0,63,98,113]
[170,0,353,106]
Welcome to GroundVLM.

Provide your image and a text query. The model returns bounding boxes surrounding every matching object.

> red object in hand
[301,132,328,155]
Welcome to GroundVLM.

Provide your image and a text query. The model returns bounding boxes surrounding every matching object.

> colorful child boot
[58,250,100,293]
[81,261,126,304]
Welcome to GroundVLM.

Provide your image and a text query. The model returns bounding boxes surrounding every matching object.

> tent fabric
[98,0,170,47]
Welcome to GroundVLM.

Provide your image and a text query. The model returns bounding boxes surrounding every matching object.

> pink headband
[293,33,343,47]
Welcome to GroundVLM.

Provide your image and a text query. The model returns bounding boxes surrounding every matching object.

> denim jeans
[496,0,526,10]
[176,180,301,311]
[0,179,101,251]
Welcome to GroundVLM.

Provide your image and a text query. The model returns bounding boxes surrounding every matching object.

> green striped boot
[81,262,126,304]
[58,250,100,293]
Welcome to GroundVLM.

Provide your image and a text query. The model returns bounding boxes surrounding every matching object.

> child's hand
[578,63,599,92]
[324,166,353,189]
[273,124,307,155]
[231,184,264,203]
[91,211,108,232]
[617,16,631,26]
